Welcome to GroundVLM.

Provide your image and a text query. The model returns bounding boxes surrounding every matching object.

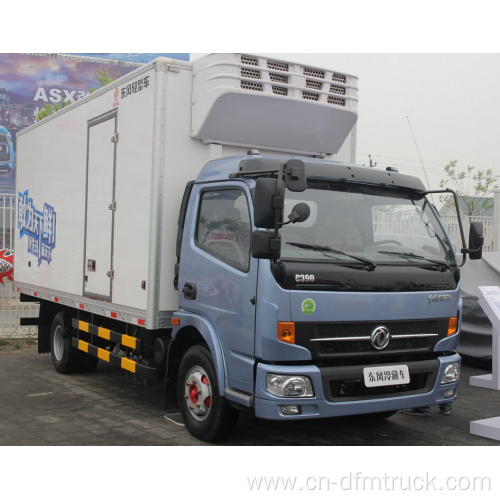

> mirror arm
[424,188,468,266]
[272,163,286,262]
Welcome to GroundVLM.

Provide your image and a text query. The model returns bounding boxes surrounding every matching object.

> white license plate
[363,365,410,387]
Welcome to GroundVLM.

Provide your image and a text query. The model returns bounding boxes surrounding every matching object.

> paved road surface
[1,346,499,446]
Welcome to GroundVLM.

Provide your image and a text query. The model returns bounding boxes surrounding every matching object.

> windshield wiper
[378,251,451,270]
[286,242,377,271]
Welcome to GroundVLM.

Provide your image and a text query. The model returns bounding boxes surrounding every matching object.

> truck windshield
[280,180,456,267]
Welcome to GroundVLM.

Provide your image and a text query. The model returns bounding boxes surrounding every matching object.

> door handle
[183,282,197,300]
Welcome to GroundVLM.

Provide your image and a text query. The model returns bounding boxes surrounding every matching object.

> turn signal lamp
[278,322,295,344]
[447,317,458,336]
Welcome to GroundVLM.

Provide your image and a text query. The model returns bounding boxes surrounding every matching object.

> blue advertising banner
[0,53,188,194]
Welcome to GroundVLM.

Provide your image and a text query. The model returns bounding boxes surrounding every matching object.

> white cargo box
[15,58,201,329]
[14,54,358,330]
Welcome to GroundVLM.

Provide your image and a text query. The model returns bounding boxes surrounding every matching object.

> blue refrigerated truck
[14,54,483,442]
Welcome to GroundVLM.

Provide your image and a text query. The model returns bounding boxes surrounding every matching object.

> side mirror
[253,177,283,229]
[468,221,484,260]
[287,202,310,224]
[251,230,281,259]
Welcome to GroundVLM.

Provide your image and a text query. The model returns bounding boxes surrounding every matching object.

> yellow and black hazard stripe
[72,319,142,350]
[71,338,156,379]
[71,319,156,379]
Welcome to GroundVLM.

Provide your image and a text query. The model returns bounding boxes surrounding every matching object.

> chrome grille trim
[311,333,439,342]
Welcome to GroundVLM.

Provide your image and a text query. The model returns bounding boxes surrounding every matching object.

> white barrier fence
[0,194,38,339]
[440,214,495,253]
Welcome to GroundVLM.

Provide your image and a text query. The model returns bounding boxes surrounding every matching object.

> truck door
[83,111,117,300]
[180,184,257,394]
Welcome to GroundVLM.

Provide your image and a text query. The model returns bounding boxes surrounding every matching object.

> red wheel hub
[184,367,213,421]
[189,384,199,404]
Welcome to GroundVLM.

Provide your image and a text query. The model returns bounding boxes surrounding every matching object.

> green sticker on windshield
[301,298,316,315]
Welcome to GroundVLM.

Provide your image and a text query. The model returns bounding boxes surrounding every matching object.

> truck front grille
[295,318,449,359]
[319,337,429,354]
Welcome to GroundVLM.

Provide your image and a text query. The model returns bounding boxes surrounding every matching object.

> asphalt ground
[0,345,499,446]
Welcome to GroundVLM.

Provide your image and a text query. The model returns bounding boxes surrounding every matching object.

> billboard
[0,53,188,195]
[68,53,189,63]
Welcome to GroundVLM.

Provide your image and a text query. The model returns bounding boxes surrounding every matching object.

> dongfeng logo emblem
[371,326,391,350]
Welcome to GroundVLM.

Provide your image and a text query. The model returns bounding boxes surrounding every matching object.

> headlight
[441,363,460,384]
[266,374,314,398]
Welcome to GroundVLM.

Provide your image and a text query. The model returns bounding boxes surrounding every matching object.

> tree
[36,67,120,121]
[440,160,499,216]
[36,100,72,121]
[88,68,121,93]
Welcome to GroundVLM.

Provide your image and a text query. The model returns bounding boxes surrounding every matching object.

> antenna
[407,116,435,204]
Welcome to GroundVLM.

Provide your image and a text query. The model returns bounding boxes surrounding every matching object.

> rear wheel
[50,312,83,374]
[177,345,239,442]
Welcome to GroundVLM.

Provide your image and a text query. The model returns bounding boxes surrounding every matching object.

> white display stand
[470,286,500,441]
[470,417,500,441]
[470,286,500,390]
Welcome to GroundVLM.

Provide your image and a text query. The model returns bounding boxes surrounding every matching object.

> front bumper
[254,353,461,420]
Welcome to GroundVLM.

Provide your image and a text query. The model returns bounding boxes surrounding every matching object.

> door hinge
[109,201,117,211]
[111,133,119,143]
[107,270,115,279]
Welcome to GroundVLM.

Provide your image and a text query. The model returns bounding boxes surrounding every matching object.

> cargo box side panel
[15,64,157,311]
[111,67,157,312]
[15,105,89,295]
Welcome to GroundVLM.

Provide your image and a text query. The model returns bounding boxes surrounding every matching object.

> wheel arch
[37,299,75,354]
[167,313,227,397]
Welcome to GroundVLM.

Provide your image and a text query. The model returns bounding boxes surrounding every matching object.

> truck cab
[171,154,482,441]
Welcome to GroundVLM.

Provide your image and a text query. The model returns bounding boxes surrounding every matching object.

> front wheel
[177,345,239,442]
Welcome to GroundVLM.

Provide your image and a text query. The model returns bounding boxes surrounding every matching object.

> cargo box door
[83,112,117,300]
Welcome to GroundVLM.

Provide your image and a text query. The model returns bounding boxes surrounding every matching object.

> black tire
[50,312,83,374]
[177,345,239,442]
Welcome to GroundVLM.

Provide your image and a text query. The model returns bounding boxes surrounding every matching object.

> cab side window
[196,189,251,271]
